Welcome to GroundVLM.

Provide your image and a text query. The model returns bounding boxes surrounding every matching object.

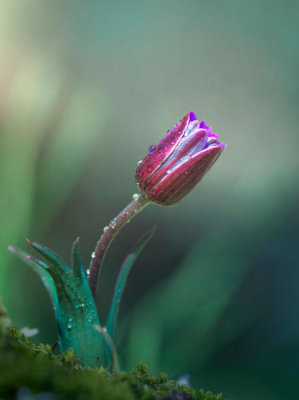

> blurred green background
[0,0,299,399]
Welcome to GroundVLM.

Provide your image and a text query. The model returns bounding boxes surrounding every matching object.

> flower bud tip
[135,111,225,206]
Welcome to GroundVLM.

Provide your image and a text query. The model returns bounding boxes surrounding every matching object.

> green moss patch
[0,315,223,399]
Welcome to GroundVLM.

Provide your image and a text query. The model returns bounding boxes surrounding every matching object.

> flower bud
[135,111,225,206]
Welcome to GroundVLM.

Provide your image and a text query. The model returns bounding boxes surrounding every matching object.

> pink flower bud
[135,111,225,205]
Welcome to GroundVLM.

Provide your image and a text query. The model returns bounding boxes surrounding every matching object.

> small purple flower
[135,111,225,205]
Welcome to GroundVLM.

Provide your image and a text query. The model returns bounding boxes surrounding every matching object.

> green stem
[88,193,150,298]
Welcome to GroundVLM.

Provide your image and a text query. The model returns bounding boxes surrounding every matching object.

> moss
[0,312,224,400]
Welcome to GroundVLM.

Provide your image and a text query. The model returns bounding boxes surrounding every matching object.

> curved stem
[88,193,150,298]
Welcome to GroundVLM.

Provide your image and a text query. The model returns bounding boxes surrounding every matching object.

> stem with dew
[88,193,150,298]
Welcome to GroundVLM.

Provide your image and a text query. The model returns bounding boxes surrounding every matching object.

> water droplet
[136,160,143,167]
[79,303,85,309]
[86,268,90,278]
[132,193,140,200]
[67,323,72,331]
[91,251,96,259]
[68,318,72,322]
[148,145,156,153]
[110,218,116,229]
[103,226,109,233]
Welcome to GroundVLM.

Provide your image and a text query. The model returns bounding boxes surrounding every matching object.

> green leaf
[26,239,70,275]
[9,241,106,368]
[106,228,155,343]
[71,237,85,280]
[94,325,120,374]
[8,246,62,342]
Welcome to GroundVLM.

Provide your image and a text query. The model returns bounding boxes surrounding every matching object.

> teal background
[0,1,299,399]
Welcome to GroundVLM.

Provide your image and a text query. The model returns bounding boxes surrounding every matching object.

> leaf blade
[8,246,63,345]
[71,237,85,280]
[106,227,155,342]
[9,243,105,367]
[26,239,70,274]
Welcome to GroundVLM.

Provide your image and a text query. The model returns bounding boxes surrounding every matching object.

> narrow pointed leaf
[106,228,155,343]
[71,237,85,280]
[27,239,70,274]
[94,325,120,373]
[8,246,63,344]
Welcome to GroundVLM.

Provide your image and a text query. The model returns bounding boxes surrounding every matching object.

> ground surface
[0,305,223,400]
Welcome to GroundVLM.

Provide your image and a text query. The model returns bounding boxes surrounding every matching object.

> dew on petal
[148,145,156,153]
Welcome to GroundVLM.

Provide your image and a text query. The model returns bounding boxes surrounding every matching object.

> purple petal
[199,120,208,129]
[189,111,197,122]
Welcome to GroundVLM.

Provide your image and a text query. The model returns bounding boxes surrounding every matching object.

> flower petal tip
[199,120,208,129]
[188,111,198,122]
